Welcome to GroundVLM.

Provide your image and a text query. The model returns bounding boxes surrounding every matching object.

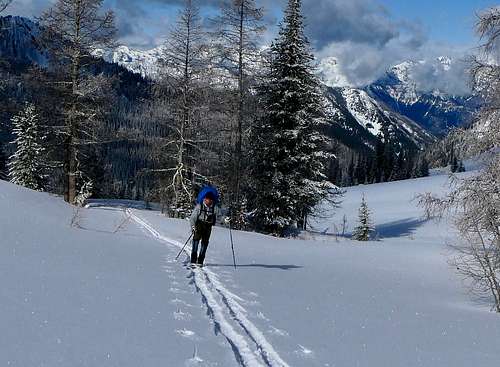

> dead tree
[39,0,115,205]
[155,0,208,216]
[419,7,500,312]
[210,0,265,221]
[0,0,12,13]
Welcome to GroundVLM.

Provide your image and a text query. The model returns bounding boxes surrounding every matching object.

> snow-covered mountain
[95,45,164,79]
[0,15,472,152]
[324,86,436,151]
[103,43,436,149]
[367,59,478,136]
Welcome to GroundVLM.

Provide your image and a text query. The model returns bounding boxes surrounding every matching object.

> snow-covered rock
[95,45,165,79]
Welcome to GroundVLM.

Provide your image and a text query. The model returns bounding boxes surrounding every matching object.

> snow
[342,88,384,136]
[2,172,500,366]
[317,56,350,88]
[95,45,165,79]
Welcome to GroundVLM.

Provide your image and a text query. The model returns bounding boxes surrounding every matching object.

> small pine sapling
[352,195,374,241]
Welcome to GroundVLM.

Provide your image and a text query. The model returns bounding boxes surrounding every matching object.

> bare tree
[0,0,12,13]
[466,7,500,156]
[210,0,265,221]
[39,0,115,205]
[419,167,500,311]
[420,7,500,312]
[155,0,208,216]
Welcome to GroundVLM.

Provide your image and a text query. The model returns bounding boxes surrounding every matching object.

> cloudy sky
[4,0,498,92]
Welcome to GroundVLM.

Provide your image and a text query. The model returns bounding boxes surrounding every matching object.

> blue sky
[378,0,498,45]
[103,0,497,48]
[8,0,496,48]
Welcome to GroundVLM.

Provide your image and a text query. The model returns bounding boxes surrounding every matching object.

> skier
[189,186,223,266]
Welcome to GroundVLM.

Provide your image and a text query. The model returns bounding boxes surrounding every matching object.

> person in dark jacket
[189,190,221,266]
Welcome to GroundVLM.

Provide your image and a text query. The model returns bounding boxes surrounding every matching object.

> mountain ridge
[0,15,449,154]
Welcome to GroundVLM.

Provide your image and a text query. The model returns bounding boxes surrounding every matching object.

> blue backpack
[197,186,220,204]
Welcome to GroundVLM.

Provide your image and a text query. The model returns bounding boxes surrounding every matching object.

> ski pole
[229,218,237,269]
[175,231,194,260]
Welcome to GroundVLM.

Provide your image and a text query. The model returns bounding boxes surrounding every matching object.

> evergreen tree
[345,157,355,186]
[457,159,466,173]
[382,142,395,181]
[393,150,407,181]
[8,103,47,191]
[250,0,335,234]
[352,195,374,241]
[0,141,6,179]
[354,154,366,185]
[450,155,459,173]
[328,158,341,185]
[367,155,376,184]
[374,137,385,182]
[417,156,430,177]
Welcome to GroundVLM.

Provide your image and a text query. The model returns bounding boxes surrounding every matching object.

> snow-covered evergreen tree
[8,102,47,191]
[250,0,335,235]
[352,195,374,241]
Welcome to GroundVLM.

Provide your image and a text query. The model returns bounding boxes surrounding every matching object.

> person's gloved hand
[191,226,196,233]
[223,217,231,225]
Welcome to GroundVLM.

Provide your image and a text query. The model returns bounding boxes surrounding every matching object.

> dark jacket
[189,202,221,228]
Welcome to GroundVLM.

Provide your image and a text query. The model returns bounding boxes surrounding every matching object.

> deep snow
[1,173,500,366]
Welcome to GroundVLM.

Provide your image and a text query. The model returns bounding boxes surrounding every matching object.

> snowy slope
[0,182,232,366]
[2,173,500,366]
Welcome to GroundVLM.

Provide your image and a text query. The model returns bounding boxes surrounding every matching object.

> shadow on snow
[205,263,303,270]
[375,217,428,239]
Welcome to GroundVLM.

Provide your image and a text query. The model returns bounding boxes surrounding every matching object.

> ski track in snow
[127,209,291,367]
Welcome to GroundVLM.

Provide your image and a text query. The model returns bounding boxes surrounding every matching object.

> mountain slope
[0,15,47,65]
[325,86,436,152]
[367,60,478,136]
